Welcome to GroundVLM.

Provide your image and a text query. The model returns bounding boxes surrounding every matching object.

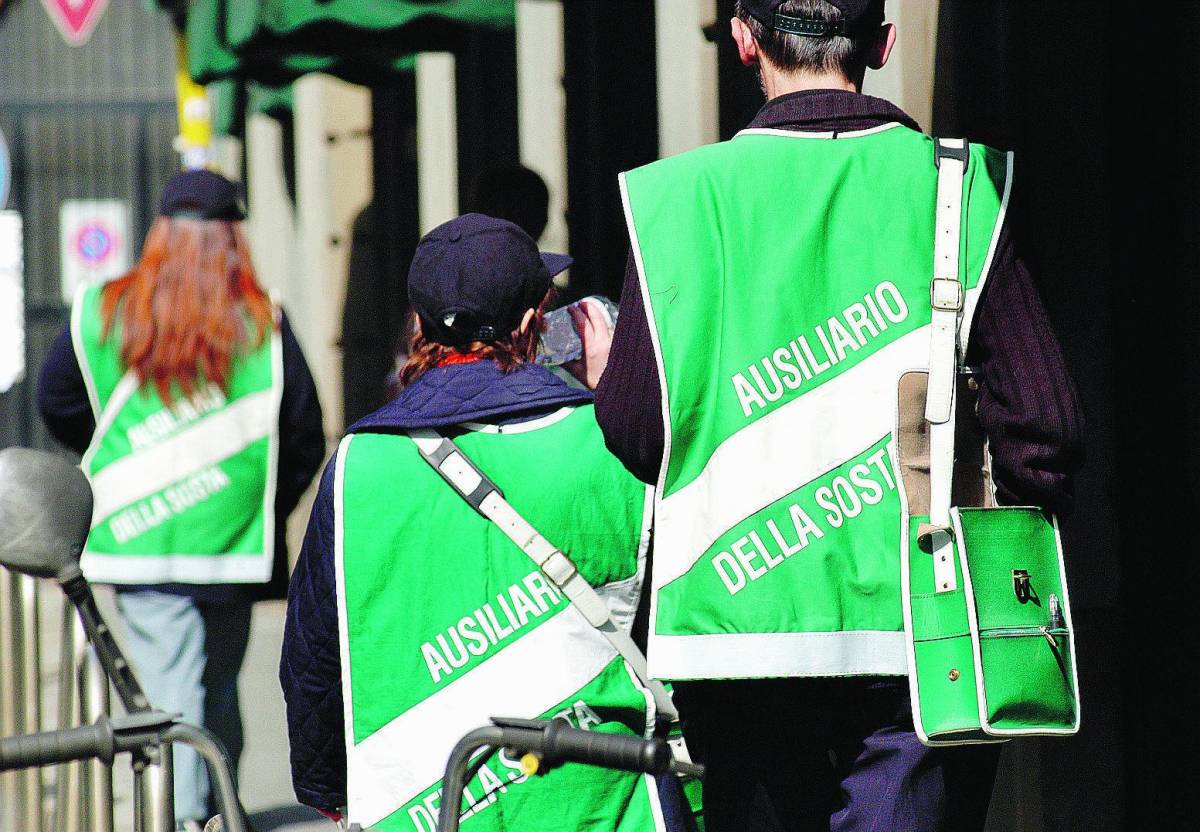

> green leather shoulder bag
[893,139,1081,745]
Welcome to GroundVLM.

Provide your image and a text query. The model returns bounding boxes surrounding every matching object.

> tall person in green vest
[280,214,690,832]
[37,169,326,832]
[594,2,1084,830]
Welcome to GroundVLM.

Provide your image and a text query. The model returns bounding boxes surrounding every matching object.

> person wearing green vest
[594,1,1084,830]
[37,169,326,831]
[281,214,691,832]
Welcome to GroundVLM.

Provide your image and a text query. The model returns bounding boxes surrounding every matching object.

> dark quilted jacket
[280,361,592,811]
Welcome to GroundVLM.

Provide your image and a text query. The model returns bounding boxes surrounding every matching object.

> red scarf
[436,352,486,367]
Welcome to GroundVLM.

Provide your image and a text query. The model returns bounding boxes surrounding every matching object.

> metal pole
[0,569,45,832]
[55,597,82,832]
[136,743,175,832]
[132,760,144,832]
[0,566,19,832]
[78,639,113,832]
[74,616,93,832]
[19,574,44,832]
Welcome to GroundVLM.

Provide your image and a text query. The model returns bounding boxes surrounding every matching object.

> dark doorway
[935,3,1200,830]
[562,0,660,301]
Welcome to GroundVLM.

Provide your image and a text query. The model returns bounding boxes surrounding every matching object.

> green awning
[178,0,513,86]
[247,82,295,122]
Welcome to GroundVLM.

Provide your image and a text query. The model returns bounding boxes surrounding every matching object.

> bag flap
[953,507,1066,631]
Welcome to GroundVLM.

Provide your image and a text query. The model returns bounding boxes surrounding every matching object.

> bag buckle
[1012,569,1032,603]
[541,551,577,587]
[935,139,970,167]
[930,278,963,312]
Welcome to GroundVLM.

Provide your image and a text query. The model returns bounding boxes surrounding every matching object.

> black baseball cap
[409,213,573,347]
[159,169,246,221]
[741,0,882,37]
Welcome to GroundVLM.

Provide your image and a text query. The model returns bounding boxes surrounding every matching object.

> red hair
[101,216,273,403]
[398,289,555,388]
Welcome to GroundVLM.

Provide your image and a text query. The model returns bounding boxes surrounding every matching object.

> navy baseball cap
[741,0,883,36]
[409,214,573,347]
[159,169,246,221]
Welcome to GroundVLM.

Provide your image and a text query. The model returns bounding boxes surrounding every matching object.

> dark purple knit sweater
[594,89,1084,514]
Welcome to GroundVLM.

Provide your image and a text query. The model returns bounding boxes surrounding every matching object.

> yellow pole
[174,31,213,170]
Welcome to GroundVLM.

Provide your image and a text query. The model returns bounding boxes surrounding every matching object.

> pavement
[2,586,334,832]
[232,599,333,832]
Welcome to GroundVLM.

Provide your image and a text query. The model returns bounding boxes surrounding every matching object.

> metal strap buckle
[541,551,578,587]
[930,278,963,312]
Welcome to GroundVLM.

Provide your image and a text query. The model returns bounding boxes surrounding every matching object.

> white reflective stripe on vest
[85,371,140,463]
[344,608,620,826]
[88,388,278,525]
[651,630,908,682]
[653,326,931,585]
[78,551,274,584]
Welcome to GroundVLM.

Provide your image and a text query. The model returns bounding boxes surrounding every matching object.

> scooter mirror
[0,447,93,581]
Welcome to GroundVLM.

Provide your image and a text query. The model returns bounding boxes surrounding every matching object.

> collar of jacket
[748,88,922,134]
[347,361,593,434]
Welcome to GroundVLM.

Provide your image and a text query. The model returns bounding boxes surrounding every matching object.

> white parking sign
[59,199,131,302]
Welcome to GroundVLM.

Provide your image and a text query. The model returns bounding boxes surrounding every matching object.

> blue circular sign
[75,222,115,266]
[0,126,10,210]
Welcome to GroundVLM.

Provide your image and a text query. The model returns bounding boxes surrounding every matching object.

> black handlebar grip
[0,721,114,772]
[540,721,673,775]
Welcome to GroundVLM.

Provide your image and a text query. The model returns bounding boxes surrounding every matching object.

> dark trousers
[674,677,1001,832]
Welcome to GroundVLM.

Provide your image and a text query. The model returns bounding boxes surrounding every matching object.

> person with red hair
[38,169,325,831]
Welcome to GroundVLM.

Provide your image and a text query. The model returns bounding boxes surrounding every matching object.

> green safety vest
[620,123,1011,681]
[334,405,666,832]
[71,283,282,584]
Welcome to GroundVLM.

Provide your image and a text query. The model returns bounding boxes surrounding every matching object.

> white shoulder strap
[926,138,968,424]
[408,429,678,723]
[925,138,969,594]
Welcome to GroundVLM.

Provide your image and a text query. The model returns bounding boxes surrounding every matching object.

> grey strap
[926,139,969,594]
[409,428,678,723]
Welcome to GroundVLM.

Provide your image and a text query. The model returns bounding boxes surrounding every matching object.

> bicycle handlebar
[162,723,246,832]
[0,710,172,771]
[0,719,118,770]
[437,718,700,832]
[538,719,673,773]
[0,713,248,832]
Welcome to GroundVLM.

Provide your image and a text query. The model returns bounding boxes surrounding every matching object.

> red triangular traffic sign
[40,0,111,47]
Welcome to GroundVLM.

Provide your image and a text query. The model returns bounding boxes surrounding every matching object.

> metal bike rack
[54,604,119,832]
[1,568,44,832]
[0,451,189,832]
[0,571,164,832]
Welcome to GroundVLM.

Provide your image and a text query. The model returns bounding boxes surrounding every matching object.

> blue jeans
[116,591,252,824]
